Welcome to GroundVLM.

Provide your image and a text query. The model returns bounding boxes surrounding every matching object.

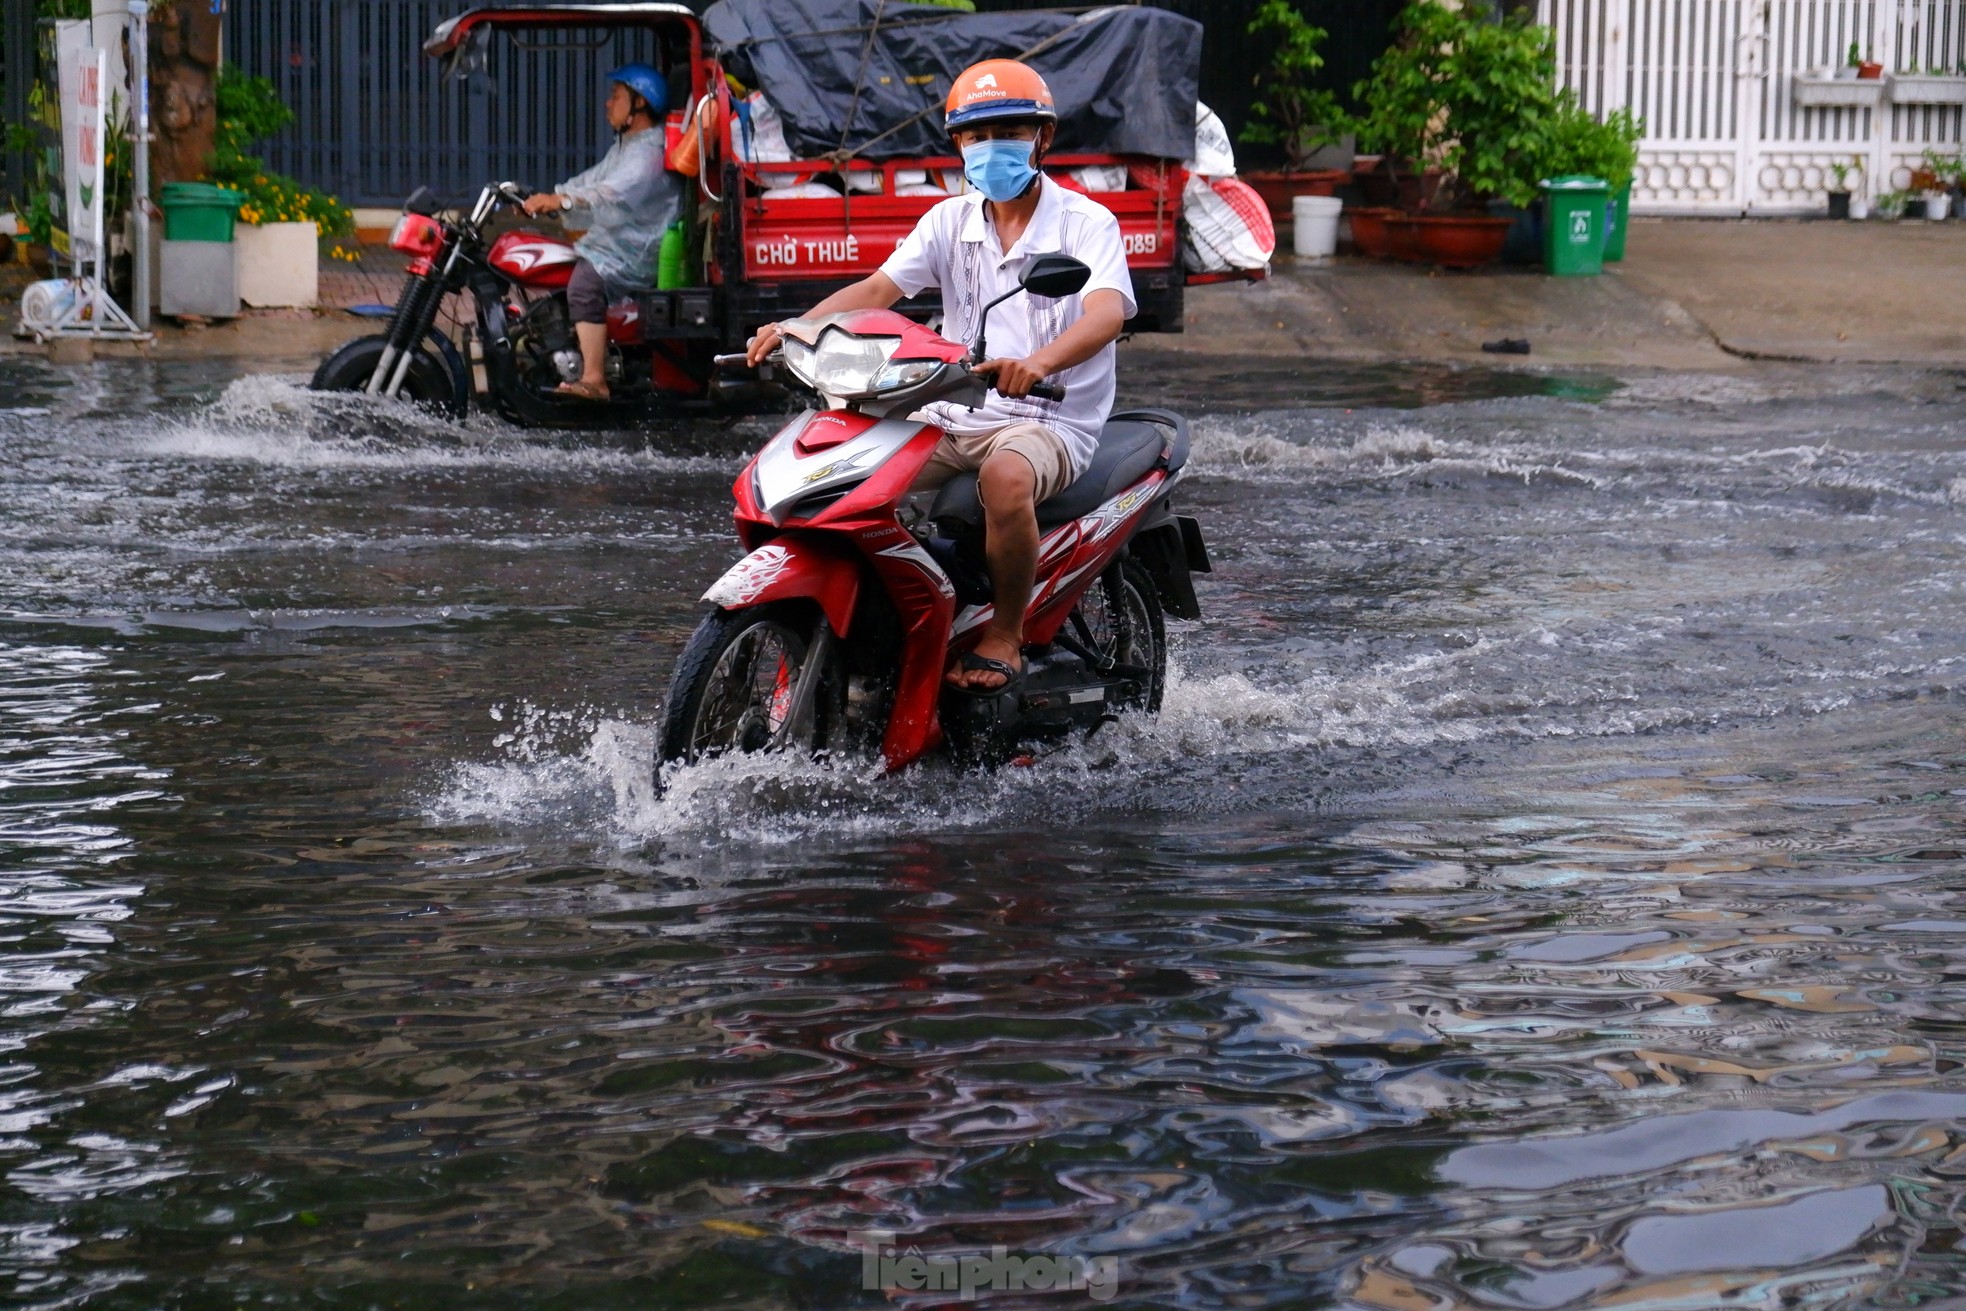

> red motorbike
[658,254,1210,773]
[310,182,718,426]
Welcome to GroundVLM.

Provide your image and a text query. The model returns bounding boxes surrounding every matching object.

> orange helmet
[944,59,1057,132]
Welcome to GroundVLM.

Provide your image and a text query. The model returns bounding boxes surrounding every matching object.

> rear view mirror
[1020,254,1091,299]
[971,254,1094,362]
[442,25,495,93]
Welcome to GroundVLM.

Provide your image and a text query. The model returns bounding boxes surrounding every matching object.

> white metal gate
[1540,0,1966,214]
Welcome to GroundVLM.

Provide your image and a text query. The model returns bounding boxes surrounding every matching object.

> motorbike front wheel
[658,602,844,767]
[311,332,470,419]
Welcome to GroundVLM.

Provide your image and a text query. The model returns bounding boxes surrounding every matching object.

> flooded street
[1,352,1964,1308]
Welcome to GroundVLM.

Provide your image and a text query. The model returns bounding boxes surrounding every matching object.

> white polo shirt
[879,175,1137,481]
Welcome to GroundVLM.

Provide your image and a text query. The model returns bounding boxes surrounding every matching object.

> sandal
[946,650,1023,696]
[554,379,611,401]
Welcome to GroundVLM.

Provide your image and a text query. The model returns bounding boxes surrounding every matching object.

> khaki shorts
[908,421,1076,505]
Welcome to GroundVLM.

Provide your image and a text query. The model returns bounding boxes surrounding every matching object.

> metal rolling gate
[1540,0,1966,214]
[226,1,661,209]
[1,0,39,206]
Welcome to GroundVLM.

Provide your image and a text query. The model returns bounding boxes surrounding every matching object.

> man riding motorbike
[522,63,682,401]
[745,60,1133,694]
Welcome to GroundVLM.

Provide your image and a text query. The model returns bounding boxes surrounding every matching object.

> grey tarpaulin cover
[702,0,1199,161]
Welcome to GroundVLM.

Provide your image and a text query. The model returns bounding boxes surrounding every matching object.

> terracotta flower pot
[1382,215,1428,263]
[1355,170,1397,209]
[1386,213,1513,269]
[1398,172,1449,212]
[1354,159,1448,213]
[1240,169,1350,222]
[1858,60,1884,79]
[1346,206,1400,259]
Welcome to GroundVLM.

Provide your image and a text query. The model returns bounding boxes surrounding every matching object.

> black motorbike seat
[929,413,1187,531]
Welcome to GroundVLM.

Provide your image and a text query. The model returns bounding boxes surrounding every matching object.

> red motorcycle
[311,182,719,425]
[659,254,1210,773]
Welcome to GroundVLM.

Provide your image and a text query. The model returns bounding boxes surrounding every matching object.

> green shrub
[1239,1,1344,171]
[1539,95,1642,192]
[1353,0,1563,210]
[206,66,353,236]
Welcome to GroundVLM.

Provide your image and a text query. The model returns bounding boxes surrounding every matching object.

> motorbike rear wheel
[310,332,470,419]
[1073,560,1167,713]
[658,602,844,767]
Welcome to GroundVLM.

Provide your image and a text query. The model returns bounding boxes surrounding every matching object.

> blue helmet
[606,63,668,116]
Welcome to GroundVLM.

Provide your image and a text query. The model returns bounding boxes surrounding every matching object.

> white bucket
[1926,193,1951,221]
[1292,195,1343,260]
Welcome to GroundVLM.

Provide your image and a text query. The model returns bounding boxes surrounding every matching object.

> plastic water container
[1292,195,1343,260]
[657,221,688,289]
[19,279,78,333]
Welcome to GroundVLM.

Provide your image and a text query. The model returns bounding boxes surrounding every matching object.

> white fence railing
[1540,0,1966,213]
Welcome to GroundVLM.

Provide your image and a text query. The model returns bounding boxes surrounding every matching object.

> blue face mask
[962,138,1039,203]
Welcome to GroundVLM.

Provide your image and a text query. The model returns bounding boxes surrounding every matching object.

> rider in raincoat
[523,63,682,400]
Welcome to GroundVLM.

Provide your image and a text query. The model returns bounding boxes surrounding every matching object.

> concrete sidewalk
[1133,215,1966,373]
[1145,251,1727,371]
[1618,217,1966,364]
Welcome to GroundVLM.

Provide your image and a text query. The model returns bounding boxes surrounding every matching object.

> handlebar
[714,350,781,369]
[710,349,1065,402]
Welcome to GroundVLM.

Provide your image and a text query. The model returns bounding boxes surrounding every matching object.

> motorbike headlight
[870,358,940,393]
[812,331,901,396]
[779,336,818,388]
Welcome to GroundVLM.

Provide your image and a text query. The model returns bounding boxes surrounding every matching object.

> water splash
[138,373,743,473]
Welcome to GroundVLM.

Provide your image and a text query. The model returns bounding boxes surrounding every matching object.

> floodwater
[0,351,1963,1309]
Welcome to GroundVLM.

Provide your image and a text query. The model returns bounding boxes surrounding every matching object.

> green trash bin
[160,182,245,243]
[1541,174,1608,276]
[1603,180,1633,262]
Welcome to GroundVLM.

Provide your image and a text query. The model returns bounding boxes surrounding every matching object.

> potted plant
[1910,148,1946,195]
[1797,45,1887,106]
[1346,205,1397,259]
[1236,2,1350,222]
[1875,188,1910,220]
[1922,187,1950,220]
[1893,63,1966,105]
[1917,148,1966,216]
[1826,158,1853,218]
[1353,0,1557,268]
[205,68,353,308]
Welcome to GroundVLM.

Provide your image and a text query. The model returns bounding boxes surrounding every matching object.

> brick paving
[317,248,411,312]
